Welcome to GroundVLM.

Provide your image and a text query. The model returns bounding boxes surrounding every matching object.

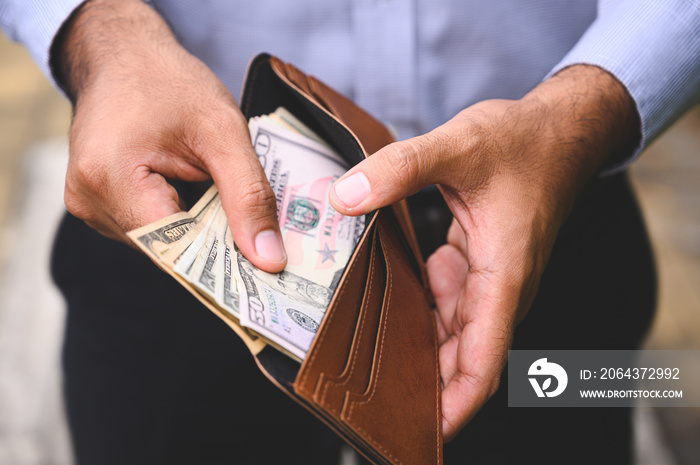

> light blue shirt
[2,0,699,171]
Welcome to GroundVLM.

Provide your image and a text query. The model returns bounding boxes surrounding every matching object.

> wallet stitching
[319,233,378,411]
[345,231,402,464]
[353,424,402,465]
[298,238,366,393]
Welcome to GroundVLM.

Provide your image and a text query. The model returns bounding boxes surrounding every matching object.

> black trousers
[52,172,656,465]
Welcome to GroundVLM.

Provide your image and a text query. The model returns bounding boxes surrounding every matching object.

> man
[2,0,699,463]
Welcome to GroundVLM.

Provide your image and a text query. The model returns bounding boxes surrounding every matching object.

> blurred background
[0,33,699,465]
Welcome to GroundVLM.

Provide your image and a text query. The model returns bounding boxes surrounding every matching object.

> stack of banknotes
[128,108,365,361]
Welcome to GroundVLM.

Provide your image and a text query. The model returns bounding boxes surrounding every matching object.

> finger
[432,309,450,346]
[426,244,468,342]
[146,150,212,185]
[440,271,517,441]
[193,111,286,273]
[329,130,455,215]
[65,164,183,243]
[440,314,512,441]
[446,218,468,252]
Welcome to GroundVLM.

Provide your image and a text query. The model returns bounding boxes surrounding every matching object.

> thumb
[329,131,453,215]
[197,115,287,273]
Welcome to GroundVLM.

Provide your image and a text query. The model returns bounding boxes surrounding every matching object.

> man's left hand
[329,65,640,440]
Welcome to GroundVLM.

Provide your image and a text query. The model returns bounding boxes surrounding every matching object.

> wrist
[50,0,178,105]
[504,65,640,227]
[523,65,641,187]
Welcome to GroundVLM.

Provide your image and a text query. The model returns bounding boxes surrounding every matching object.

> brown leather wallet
[141,53,443,464]
[228,53,444,465]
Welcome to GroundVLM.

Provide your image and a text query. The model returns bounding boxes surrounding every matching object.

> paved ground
[1,34,699,465]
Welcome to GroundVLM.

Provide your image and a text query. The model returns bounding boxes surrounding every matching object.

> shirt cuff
[546,0,700,174]
[1,0,86,88]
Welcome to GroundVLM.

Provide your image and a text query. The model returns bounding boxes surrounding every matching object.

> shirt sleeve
[0,0,86,86]
[547,0,700,173]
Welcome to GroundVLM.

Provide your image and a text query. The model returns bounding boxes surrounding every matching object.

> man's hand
[53,0,286,272]
[329,65,640,440]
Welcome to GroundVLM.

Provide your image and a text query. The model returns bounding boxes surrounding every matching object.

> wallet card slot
[294,225,375,399]
[313,229,386,414]
[338,215,442,465]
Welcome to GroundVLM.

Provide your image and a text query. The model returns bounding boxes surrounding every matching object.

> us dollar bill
[189,207,228,299]
[215,226,240,318]
[234,250,328,360]
[268,107,330,147]
[249,118,364,289]
[173,203,222,280]
[161,191,222,269]
[126,185,220,263]
[232,118,366,358]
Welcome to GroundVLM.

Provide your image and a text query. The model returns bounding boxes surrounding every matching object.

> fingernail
[333,172,371,208]
[255,230,286,263]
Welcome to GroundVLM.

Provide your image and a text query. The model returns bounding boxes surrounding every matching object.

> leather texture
[242,54,443,465]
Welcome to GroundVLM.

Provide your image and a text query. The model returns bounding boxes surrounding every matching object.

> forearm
[50,0,179,105]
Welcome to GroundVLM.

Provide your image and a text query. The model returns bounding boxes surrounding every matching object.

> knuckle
[63,185,95,223]
[421,130,453,156]
[236,178,277,219]
[458,369,500,400]
[378,142,423,185]
[63,187,79,215]
[65,151,110,224]
[200,108,238,136]
[486,377,501,399]
[452,110,490,153]
[187,107,247,162]
[71,152,106,188]
[378,130,454,186]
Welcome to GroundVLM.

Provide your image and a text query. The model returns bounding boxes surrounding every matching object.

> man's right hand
[54,0,287,272]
